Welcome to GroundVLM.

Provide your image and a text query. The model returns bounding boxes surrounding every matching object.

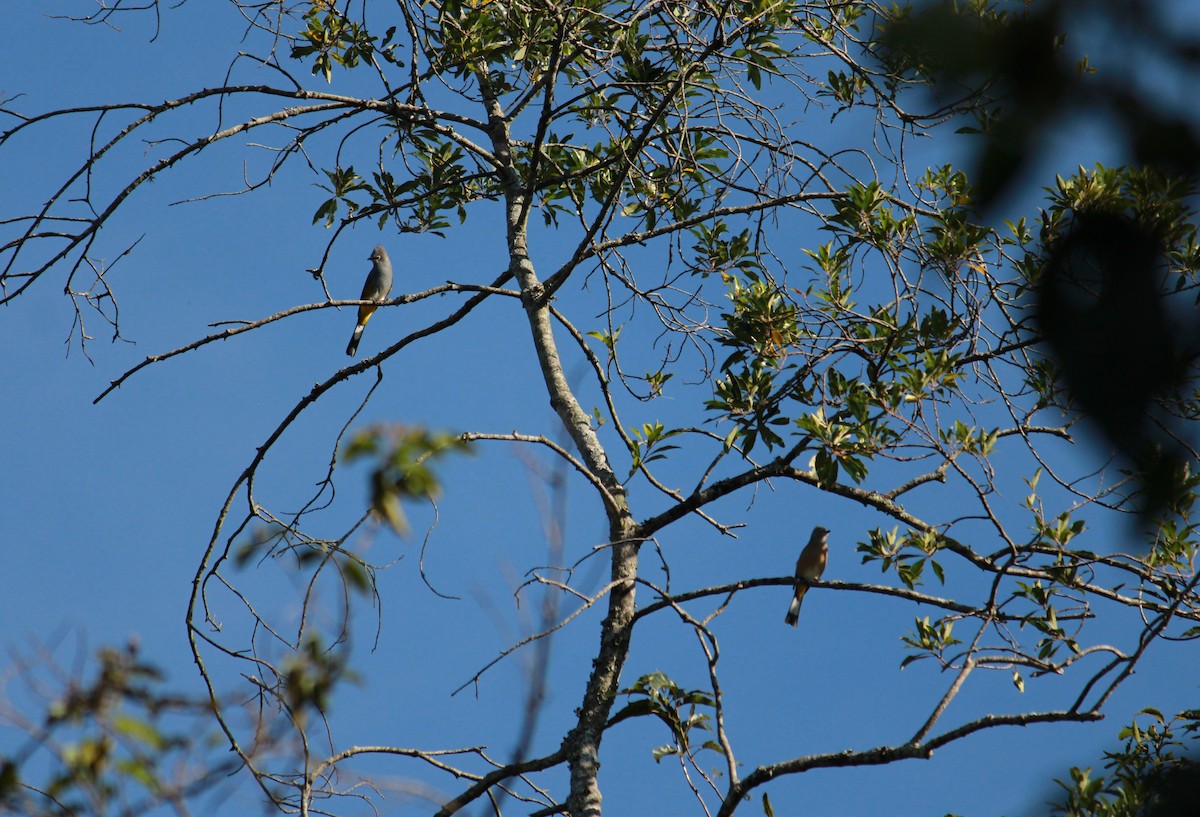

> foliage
[2,0,1199,816]
[343,424,475,535]
[609,671,718,763]
[0,642,251,817]
[1051,709,1200,817]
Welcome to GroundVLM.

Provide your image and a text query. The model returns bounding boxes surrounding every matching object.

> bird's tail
[346,325,364,356]
[784,592,802,626]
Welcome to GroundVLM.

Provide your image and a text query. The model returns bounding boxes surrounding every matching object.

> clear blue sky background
[2,3,1197,816]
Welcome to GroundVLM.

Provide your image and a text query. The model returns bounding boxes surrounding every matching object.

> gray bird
[785,526,829,626]
[346,245,394,356]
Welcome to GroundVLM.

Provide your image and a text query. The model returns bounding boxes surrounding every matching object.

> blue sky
[3,3,1198,816]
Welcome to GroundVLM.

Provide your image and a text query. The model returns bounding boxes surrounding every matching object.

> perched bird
[784,526,829,626]
[346,245,394,356]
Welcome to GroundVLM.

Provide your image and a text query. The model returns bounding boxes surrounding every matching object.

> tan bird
[784,526,829,626]
[346,245,394,357]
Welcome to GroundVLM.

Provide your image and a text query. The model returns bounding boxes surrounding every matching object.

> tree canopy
[2,1,1198,816]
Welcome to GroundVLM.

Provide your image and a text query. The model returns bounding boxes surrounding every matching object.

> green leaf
[607,698,660,728]
[651,744,678,762]
[814,449,839,487]
[113,715,166,751]
[0,761,18,798]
